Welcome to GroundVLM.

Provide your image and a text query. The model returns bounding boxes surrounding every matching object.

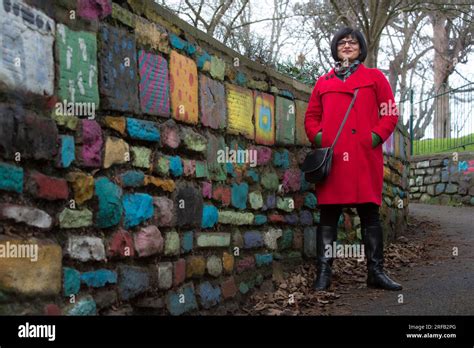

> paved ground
[333,203,474,315]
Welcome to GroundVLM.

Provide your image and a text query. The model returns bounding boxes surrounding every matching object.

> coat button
[325,76,329,80]
[352,129,356,134]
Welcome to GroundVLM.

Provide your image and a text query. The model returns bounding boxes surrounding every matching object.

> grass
[412,132,474,156]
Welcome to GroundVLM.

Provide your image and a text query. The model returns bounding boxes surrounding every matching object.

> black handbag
[301,88,359,184]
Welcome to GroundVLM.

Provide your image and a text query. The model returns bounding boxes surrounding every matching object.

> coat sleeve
[371,69,399,143]
[304,77,323,144]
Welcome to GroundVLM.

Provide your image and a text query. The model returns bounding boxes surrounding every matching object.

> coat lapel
[319,64,374,96]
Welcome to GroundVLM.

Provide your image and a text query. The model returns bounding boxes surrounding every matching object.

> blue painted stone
[246,169,259,182]
[300,210,313,225]
[304,193,317,208]
[118,265,150,301]
[234,71,247,86]
[448,164,457,174]
[68,297,97,316]
[273,150,290,169]
[284,213,298,225]
[95,177,123,228]
[196,51,211,70]
[169,156,183,177]
[58,135,75,168]
[166,283,198,315]
[243,231,264,249]
[197,281,221,309]
[122,193,154,228]
[255,253,273,267]
[231,182,248,210]
[126,118,160,142]
[280,90,294,99]
[185,43,196,56]
[263,194,276,211]
[441,170,449,182]
[0,162,23,193]
[80,269,117,288]
[304,226,317,258]
[225,162,235,176]
[201,204,218,228]
[399,190,405,198]
[300,172,310,191]
[458,161,468,172]
[181,231,193,253]
[63,267,81,296]
[254,214,267,225]
[435,183,446,195]
[169,33,187,50]
[442,159,449,166]
[120,170,145,187]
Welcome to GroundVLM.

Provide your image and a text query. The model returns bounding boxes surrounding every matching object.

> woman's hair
[330,27,367,62]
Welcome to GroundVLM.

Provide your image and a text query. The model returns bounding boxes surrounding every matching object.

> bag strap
[330,88,359,150]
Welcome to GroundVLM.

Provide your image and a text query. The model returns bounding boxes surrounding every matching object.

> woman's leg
[356,203,402,290]
[313,204,343,290]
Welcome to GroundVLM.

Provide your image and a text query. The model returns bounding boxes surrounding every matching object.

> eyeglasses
[337,40,359,47]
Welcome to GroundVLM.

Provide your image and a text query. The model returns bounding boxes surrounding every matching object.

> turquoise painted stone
[122,193,154,228]
[63,267,81,296]
[126,118,160,142]
[169,156,183,177]
[202,204,218,228]
[80,269,117,288]
[0,162,23,193]
[95,177,123,228]
[231,182,248,210]
[255,253,273,267]
[120,170,145,187]
[58,135,75,168]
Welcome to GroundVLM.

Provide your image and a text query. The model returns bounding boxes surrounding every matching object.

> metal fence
[398,82,474,156]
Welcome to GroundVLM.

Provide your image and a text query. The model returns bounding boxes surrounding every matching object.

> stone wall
[0,0,410,315]
[409,152,474,206]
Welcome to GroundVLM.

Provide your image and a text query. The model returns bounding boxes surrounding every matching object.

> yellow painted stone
[186,256,206,278]
[66,172,94,205]
[222,252,234,273]
[103,136,130,169]
[104,116,126,136]
[135,18,170,54]
[144,176,176,192]
[226,83,254,140]
[169,50,198,125]
[0,239,62,296]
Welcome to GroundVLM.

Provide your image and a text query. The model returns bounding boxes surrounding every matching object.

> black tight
[319,203,381,229]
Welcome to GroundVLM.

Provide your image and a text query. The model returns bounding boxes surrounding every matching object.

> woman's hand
[314,131,322,147]
[371,132,382,148]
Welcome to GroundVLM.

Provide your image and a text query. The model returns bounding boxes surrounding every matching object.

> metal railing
[399,82,474,156]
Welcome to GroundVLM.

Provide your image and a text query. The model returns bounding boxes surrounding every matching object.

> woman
[304,27,402,291]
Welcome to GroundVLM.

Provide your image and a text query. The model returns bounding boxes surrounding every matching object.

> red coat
[304,63,399,206]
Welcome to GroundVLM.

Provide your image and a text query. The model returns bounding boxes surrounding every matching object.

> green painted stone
[247,80,269,91]
[195,161,209,178]
[210,55,226,81]
[261,170,279,191]
[278,229,293,250]
[277,197,294,212]
[51,112,79,130]
[218,211,254,225]
[196,233,231,247]
[154,156,170,176]
[249,191,263,210]
[239,282,250,294]
[59,208,93,229]
[255,274,264,286]
[206,255,223,277]
[131,146,152,169]
[181,128,207,153]
[164,230,180,256]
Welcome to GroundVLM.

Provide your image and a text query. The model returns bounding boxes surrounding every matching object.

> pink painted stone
[153,196,175,226]
[134,225,164,257]
[282,168,301,193]
[81,120,103,167]
[77,0,112,20]
[161,120,181,149]
[183,159,196,177]
[202,181,212,199]
[108,229,135,257]
[236,256,255,273]
[173,258,186,287]
[254,146,272,165]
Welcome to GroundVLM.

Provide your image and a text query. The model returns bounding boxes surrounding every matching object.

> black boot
[313,225,337,291]
[363,224,402,291]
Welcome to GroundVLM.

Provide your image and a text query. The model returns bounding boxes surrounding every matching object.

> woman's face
[337,35,360,62]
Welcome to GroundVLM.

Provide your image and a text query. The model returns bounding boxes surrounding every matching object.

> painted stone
[199,74,226,129]
[226,83,254,139]
[254,91,275,145]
